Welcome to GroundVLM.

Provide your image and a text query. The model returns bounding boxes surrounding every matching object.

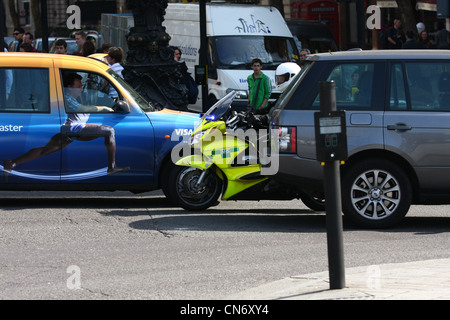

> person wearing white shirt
[105,47,124,98]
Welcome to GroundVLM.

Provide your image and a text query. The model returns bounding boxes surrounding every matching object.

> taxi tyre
[341,158,412,229]
[167,165,223,211]
[161,161,175,201]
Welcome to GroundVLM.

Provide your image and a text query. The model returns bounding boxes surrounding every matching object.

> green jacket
[247,72,272,111]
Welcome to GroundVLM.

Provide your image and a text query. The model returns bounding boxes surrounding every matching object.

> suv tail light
[277,126,296,154]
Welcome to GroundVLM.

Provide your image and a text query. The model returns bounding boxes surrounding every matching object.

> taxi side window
[61,70,119,113]
[0,68,50,112]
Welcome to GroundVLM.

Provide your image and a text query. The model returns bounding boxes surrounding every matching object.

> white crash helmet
[275,62,301,92]
[416,22,425,34]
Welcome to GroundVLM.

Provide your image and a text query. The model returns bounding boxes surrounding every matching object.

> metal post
[0,0,5,52]
[319,82,345,290]
[41,0,48,53]
[199,0,208,113]
[355,0,366,50]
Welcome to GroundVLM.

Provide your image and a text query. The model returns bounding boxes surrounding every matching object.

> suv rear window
[390,61,450,111]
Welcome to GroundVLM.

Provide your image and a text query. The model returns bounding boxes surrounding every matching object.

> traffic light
[437,0,450,19]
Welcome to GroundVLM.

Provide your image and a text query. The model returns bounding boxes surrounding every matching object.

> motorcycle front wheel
[167,166,223,211]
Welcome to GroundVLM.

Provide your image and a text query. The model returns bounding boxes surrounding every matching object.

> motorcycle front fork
[196,170,208,187]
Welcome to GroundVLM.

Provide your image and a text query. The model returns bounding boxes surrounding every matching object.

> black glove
[245,111,255,127]
[253,114,269,129]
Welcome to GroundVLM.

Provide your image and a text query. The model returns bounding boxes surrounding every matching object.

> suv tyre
[341,159,412,228]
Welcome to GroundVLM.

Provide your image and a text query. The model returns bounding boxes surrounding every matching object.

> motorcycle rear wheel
[167,166,223,211]
[300,190,326,211]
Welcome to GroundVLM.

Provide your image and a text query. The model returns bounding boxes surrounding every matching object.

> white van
[163,3,300,112]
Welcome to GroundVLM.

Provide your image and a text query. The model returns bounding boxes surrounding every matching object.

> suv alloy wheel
[341,159,412,228]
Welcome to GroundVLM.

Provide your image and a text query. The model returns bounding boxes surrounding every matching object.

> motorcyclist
[275,62,301,92]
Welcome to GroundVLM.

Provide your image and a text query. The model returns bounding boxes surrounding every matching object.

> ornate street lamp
[123,0,188,110]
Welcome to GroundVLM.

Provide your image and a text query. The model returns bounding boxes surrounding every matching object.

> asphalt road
[1,190,450,300]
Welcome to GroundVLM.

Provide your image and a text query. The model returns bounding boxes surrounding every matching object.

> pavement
[223,259,450,300]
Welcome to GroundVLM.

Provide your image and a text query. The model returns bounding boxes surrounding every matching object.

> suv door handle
[387,124,412,131]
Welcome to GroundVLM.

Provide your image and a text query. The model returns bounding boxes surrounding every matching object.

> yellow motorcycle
[166,91,325,211]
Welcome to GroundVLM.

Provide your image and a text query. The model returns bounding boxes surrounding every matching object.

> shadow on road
[126,211,328,234]
[2,192,450,234]
[0,193,171,209]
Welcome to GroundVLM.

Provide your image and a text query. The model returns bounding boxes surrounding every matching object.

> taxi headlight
[190,131,205,145]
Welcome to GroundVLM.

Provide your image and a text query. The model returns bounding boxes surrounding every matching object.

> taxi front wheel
[341,159,412,229]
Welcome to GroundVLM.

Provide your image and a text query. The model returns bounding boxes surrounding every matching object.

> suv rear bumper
[274,154,325,191]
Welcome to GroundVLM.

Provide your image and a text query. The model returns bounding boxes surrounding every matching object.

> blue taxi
[0,53,198,194]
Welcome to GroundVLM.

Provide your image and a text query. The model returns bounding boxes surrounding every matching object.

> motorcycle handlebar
[226,109,269,130]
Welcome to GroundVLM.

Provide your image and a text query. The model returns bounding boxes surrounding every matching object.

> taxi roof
[0,52,111,71]
[308,49,450,62]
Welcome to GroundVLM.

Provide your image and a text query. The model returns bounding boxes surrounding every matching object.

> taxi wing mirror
[114,100,131,113]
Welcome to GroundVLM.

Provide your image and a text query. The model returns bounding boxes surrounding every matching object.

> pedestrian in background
[299,49,310,67]
[22,32,37,51]
[54,39,67,54]
[402,30,426,49]
[105,47,124,98]
[247,58,271,114]
[171,46,182,62]
[435,21,449,49]
[18,43,34,52]
[82,41,96,57]
[387,19,403,49]
[22,32,34,45]
[74,31,87,55]
[106,47,124,78]
[419,31,433,48]
[12,27,25,52]
[98,43,113,54]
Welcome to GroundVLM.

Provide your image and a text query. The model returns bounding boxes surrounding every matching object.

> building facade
[2,0,445,50]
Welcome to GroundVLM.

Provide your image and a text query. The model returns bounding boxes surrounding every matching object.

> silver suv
[270,50,450,228]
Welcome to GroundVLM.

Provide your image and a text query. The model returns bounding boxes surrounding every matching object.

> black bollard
[316,81,346,290]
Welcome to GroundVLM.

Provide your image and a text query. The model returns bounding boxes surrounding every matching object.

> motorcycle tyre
[167,165,223,211]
